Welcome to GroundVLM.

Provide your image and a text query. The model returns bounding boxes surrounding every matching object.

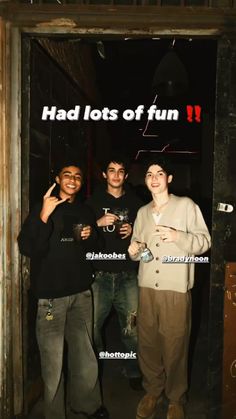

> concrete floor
[27,282,208,419]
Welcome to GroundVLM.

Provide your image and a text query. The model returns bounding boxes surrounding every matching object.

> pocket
[38,298,52,308]
[122,270,137,282]
[95,271,103,280]
[37,298,54,322]
[82,289,91,298]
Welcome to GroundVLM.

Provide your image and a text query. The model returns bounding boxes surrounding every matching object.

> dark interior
[25,36,216,417]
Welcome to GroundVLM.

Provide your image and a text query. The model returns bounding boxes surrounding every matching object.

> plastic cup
[73,223,86,241]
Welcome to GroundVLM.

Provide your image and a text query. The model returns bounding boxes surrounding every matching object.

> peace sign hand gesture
[40,183,68,223]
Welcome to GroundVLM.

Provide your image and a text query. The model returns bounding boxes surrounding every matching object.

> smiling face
[56,165,83,202]
[145,164,172,195]
[103,162,128,192]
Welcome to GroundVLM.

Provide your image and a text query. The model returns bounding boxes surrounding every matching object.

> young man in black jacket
[86,156,143,390]
[18,163,108,419]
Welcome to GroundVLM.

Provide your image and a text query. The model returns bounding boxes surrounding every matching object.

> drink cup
[114,220,125,237]
[137,242,154,263]
[113,208,129,238]
[140,247,154,263]
[73,223,86,241]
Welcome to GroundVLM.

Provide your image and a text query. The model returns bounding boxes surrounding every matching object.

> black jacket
[86,185,143,272]
[18,199,100,298]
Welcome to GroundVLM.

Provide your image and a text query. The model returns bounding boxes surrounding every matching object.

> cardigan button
[156,270,159,273]
[155,282,159,288]
[156,257,159,261]
[156,243,160,247]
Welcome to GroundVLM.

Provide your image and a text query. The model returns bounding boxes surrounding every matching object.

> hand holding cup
[128,241,145,257]
[97,213,119,227]
[73,223,91,241]
[116,222,132,239]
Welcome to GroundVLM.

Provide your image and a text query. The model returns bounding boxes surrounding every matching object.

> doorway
[21,35,216,418]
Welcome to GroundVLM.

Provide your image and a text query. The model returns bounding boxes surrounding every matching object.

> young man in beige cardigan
[128,158,211,419]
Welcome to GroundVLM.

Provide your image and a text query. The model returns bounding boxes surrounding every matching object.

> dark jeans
[36,290,101,419]
[92,270,140,378]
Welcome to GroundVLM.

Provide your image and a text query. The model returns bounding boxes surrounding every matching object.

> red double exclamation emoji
[186,105,201,123]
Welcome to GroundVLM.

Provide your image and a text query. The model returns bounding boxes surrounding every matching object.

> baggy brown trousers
[137,287,192,403]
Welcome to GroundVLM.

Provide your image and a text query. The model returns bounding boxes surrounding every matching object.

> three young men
[128,158,211,419]
[86,156,143,388]
[18,163,108,419]
[18,156,211,419]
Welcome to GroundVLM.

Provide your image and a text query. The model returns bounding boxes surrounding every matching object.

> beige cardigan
[130,194,211,293]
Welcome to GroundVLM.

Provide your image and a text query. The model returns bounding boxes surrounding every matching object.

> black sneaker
[89,406,109,419]
[129,377,143,391]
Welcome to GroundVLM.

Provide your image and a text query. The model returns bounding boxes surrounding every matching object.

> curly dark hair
[143,156,174,176]
[101,153,130,174]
